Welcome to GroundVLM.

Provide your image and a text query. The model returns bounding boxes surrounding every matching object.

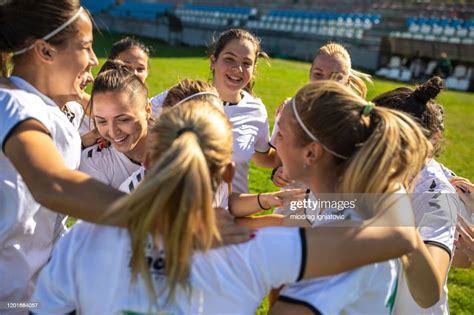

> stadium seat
[376,56,402,78]
[446,65,471,91]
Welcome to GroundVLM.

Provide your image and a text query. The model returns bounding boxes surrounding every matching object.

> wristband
[257,192,271,210]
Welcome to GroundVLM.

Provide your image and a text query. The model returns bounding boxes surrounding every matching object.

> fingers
[271,167,294,187]
[213,207,255,247]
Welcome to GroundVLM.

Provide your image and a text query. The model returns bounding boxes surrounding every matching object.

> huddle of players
[1,1,472,314]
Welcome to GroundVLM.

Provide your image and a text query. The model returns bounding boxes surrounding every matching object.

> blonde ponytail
[103,100,232,303]
[292,81,431,195]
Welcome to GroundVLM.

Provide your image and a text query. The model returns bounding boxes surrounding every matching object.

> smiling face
[115,46,149,83]
[50,11,98,101]
[309,54,350,85]
[93,90,150,159]
[211,39,256,102]
[273,103,311,183]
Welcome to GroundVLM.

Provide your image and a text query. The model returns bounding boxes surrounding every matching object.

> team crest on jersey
[128,238,166,279]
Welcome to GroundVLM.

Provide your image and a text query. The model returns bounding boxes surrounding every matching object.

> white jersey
[394,159,459,315]
[149,90,168,118]
[280,199,398,314]
[79,144,141,189]
[0,76,81,306]
[224,91,270,193]
[64,101,93,136]
[118,166,229,210]
[118,166,146,193]
[32,223,305,315]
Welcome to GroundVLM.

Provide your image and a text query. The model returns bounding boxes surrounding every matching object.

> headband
[291,98,348,160]
[174,91,220,107]
[13,7,84,56]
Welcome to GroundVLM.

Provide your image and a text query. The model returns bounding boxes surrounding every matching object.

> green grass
[89,31,474,314]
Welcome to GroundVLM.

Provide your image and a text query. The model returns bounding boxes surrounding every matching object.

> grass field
[89,31,474,314]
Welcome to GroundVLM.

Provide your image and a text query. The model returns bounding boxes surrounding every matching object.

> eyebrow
[223,51,254,63]
[80,39,93,45]
[94,114,130,120]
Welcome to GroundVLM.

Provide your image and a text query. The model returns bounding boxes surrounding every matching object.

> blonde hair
[292,80,431,194]
[314,42,372,98]
[163,79,220,109]
[105,100,232,303]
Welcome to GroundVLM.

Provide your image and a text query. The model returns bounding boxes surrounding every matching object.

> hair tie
[177,126,197,137]
[362,102,375,116]
[13,7,84,56]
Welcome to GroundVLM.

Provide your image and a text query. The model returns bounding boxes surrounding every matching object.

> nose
[89,48,99,67]
[107,121,121,139]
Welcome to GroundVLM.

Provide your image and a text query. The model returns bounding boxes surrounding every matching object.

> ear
[145,101,152,119]
[32,40,56,63]
[304,142,324,166]
[222,161,235,184]
[210,55,216,71]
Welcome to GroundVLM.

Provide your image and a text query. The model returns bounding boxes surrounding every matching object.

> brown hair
[88,59,149,128]
[372,76,445,156]
[313,42,372,98]
[109,36,150,60]
[162,79,220,109]
[0,0,82,75]
[208,28,269,96]
[291,80,431,194]
[105,100,233,303]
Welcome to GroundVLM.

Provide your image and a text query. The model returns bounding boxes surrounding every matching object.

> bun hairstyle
[372,76,444,156]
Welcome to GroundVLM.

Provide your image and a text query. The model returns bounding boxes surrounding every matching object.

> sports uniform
[393,159,459,315]
[32,224,305,315]
[63,101,92,136]
[118,166,229,210]
[79,144,141,189]
[149,90,168,118]
[278,192,401,314]
[224,91,270,193]
[0,76,81,304]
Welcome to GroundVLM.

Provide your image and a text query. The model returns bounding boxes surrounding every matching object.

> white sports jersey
[280,200,399,314]
[118,166,146,193]
[149,90,168,118]
[79,144,141,189]
[224,91,270,193]
[393,159,459,315]
[118,166,229,210]
[64,101,93,136]
[0,76,81,307]
[32,224,305,315]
